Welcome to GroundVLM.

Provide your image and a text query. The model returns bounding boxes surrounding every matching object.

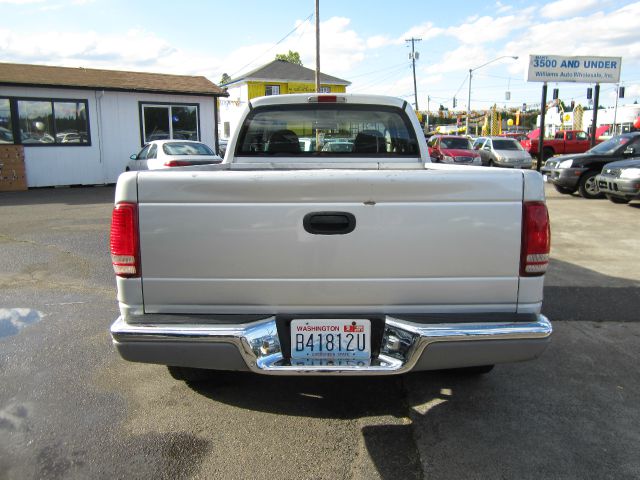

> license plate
[290,319,371,361]
[543,174,548,182]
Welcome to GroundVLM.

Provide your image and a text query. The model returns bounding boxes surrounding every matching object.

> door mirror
[483,145,491,150]
[130,154,138,160]
[624,146,636,155]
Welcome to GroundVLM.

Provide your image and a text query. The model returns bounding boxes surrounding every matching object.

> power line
[351,63,411,92]
[228,12,314,78]
[348,62,412,79]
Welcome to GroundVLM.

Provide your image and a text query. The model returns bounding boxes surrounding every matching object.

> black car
[541,132,640,199]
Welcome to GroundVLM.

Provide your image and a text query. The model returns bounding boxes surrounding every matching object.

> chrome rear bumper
[111,314,552,375]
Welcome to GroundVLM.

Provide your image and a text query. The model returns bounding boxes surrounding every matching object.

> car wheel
[554,185,577,195]
[125,167,130,172]
[578,171,604,199]
[488,160,494,167]
[167,365,229,383]
[605,194,630,204]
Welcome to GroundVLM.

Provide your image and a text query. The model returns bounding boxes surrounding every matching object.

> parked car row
[427,134,532,169]
[541,132,640,203]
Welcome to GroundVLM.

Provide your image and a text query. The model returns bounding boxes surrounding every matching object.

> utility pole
[406,37,421,110]
[590,84,600,148]
[538,83,547,172]
[426,95,430,133]
[315,0,320,92]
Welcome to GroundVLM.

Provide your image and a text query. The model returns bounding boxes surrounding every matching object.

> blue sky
[2,0,639,112]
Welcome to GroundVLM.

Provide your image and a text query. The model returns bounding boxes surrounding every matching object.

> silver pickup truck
[110,94,552,380]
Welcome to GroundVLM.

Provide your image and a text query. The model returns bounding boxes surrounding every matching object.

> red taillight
[163,160,190,167]
[521,202,550,277]
[110,202,140,277]
[307,95,346,103]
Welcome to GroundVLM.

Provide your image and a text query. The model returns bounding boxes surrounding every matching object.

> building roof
[224,59,350,86]
[0,62,228,97]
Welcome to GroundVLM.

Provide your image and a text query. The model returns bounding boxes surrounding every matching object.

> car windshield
[236,104,419,157]
[492,139,522,151]
[587,135,631,154]
[440,138,472,149]
[162,142,215,156]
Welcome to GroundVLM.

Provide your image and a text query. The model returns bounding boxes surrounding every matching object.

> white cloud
[495,1,513,14]
[399,22,444,43]
[503,2,640,67]
[0,15,370,83]
[222,16,367,78]
[427,45,496,74]
[366,35,392,49]
[541,0,599,19]
[0,28,178,67]
[446,15,529,44]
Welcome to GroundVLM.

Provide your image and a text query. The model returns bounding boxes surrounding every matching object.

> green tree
[275,50,303,66]
[219,73,231,86]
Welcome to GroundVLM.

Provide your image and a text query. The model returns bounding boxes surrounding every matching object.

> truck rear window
[236,104,419,157]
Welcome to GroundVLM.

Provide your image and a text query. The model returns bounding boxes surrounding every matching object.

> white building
[538,104,640,138]
[0,63,227,187]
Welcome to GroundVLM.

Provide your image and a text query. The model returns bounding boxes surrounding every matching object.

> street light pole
[466,69,472,135]
[465,55,518,135]
[315,0,320,92]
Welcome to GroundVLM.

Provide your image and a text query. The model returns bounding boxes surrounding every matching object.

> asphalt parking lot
[1,184,639,479]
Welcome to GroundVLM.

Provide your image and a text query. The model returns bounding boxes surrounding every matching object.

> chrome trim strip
[111,315,552,375]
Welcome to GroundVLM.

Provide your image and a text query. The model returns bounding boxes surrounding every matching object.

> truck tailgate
[137,168,524,315]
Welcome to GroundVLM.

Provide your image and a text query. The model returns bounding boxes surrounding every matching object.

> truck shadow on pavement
[189,369,493,480]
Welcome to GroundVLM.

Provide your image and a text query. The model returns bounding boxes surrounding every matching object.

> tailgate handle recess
[303,212,356,235]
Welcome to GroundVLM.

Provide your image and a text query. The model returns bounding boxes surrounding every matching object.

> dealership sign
[527,55,622,83]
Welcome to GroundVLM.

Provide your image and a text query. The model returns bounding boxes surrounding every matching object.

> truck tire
[554,185,577,195]
[456,365,495,375]
[542,147,554,162]
[167,365,223,383]
[606,194,630,204]
[578,171,604,199]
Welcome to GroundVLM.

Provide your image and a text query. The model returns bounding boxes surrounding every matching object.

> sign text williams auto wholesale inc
[527,55,622,83]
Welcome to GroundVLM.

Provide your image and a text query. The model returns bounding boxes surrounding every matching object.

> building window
[9,98,90,145]
[140,103,199,144]
[265,85,280,96]
[319,87,331,93]
[0,98,14,143]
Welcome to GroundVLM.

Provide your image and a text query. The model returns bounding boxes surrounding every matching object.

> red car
[427,135,482,165]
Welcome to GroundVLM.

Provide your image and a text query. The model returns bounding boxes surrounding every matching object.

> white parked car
[126,140,222,171]
[475,137,533,168]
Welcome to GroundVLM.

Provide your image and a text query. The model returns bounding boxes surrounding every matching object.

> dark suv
[541,132,640,199]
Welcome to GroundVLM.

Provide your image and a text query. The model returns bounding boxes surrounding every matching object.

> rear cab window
[234,104,420,161]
